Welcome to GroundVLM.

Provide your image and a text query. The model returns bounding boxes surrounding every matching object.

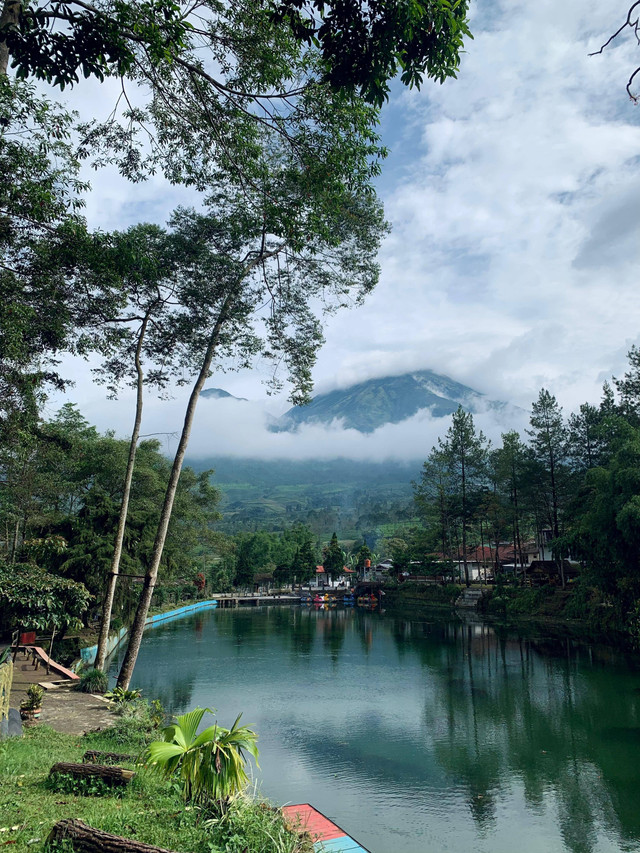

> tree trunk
[48,763,135,787]
[47,820,179,853]
[116,301,232,689]
[95,315,149,672]
[0,0,19,76]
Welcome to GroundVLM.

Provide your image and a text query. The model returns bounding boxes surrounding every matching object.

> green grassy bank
[382,580,629,642]
[0,723,311,853]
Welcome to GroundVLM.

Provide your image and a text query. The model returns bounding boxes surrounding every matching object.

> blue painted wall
[80,599,218,665]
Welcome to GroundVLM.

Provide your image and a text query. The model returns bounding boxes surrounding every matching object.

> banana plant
[143,707,259,806]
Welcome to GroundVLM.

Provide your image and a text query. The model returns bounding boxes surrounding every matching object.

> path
[5,648,115,735]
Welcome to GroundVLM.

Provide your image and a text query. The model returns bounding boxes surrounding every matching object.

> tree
[438,407,489,587]
[322,532,344,576]
[493,431,528,578]
[298,540,318,585]
[94,225,188,671]
[590,6,640,102]
[564,430,640,618]
[414,445,455,566]
[0,79,123,439]
[354,543,372,572]
[567,403,606,472]
[1,0,470,106]
[526,389,570,586]
[0,562,91,643]
[614,345,640,425]
[115,134,386,688]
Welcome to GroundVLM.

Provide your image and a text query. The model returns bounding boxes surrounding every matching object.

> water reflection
[111,605,640,853]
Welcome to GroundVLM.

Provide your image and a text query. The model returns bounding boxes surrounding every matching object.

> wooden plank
[26,646,79,680]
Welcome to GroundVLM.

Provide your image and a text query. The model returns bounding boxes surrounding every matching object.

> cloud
[49,0,640,459]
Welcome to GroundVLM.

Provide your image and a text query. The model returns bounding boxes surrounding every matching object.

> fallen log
[47,819,182,853]
[49,762,135,787]
[82,750,137,765]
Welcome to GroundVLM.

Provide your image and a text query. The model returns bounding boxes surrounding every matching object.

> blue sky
[48,0,640,460]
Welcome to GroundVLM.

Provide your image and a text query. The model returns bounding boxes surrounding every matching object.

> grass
[0,724,312,853]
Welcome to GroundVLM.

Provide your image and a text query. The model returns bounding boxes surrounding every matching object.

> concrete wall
[80,599,218,666]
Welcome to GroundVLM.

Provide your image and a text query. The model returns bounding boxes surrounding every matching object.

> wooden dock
[215,593,301,608]
[282,804,371,852]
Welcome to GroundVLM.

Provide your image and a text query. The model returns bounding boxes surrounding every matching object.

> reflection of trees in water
[319,609,347,663]
[290,609,316,657]
[120,604,640,852]
[405,619,640,852]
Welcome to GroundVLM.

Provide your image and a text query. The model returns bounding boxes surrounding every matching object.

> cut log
[83,750,137,765]
[49,762,135,787]
[47,819,182,853]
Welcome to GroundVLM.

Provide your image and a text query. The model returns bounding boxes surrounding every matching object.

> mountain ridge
[273,369,499,433]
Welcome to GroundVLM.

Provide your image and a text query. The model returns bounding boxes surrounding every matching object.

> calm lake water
[109,605,640,853]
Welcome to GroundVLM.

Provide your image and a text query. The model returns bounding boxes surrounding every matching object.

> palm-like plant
[143,707,258,806]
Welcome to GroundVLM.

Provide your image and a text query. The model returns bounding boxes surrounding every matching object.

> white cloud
[51,0,640,457]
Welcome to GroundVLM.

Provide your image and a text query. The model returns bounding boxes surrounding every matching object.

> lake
[109,604,640,853]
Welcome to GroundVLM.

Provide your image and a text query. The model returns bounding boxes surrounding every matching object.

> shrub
[143,707,258,807]
[21,684,44,710]
[47,771,118,798]
[105,686,142,703]
[84,715,157,749]
[74,668,108,694]
[205,795,313,853]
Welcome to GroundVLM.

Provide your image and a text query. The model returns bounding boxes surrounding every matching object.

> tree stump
[47,819,182,853]
[49,762,135,787]
[82,750,137,765]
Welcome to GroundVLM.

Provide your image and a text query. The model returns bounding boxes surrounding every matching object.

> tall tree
[493,431,528,577]
[438,407,489,587]
[526,389,569,586]
[567,403,606,473]
[1,0,470,105]
[0,79,123,438]
[322,532,344,576]
[614,345,640,426]
[115,128,387,688]
[93,225,183,671]
[414,445,455,565]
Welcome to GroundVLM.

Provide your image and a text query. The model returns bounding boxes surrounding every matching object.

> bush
[74,668,108,694]
[47,771,118,798]
[21,684,44,710]
[84,715,157,749]
[204,795,314,853]
[109,616,124,632]
[152,586,167,607]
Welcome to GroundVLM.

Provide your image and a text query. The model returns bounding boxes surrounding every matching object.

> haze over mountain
[188,370,523,528]
[272,370,494,433]
[200,388,248,402]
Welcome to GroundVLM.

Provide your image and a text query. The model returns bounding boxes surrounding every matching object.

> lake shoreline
[382,582,632,647]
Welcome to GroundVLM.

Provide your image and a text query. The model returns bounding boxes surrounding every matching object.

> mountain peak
[273,369,497,434]
[200,388,248,402]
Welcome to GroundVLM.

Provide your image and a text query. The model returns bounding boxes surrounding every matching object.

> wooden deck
[11,645,79,680]
[282,804,371,852]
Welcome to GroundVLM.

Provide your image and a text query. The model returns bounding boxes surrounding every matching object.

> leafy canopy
[0,562,91,630]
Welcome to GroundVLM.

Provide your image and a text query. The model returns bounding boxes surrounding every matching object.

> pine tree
[527,389,569,586]
[438,407,490,587]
